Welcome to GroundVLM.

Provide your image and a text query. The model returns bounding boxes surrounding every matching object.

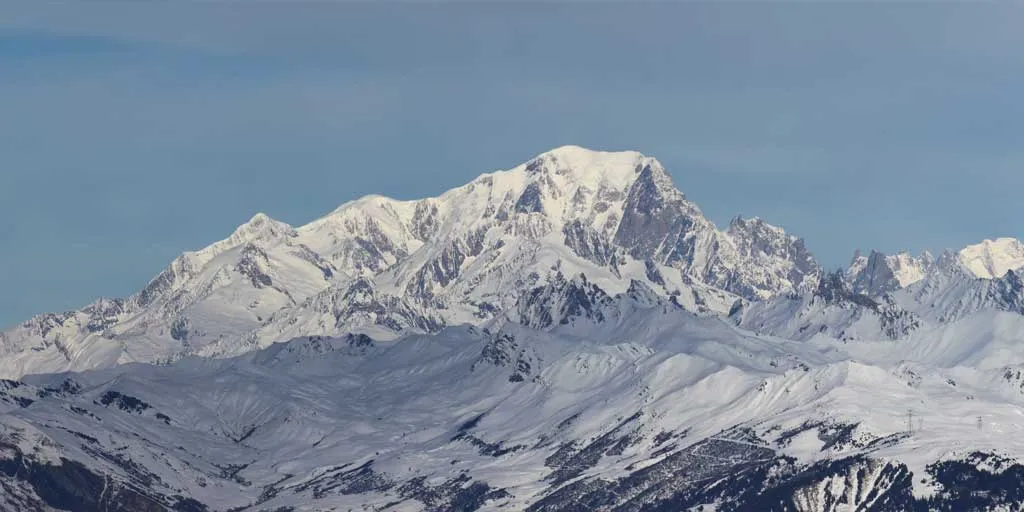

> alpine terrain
[3,146,1024,511]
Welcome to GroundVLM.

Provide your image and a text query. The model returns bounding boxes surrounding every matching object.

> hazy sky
[3,3,1024,327]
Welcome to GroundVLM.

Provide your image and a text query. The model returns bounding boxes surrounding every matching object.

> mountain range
[3,146,1024,511]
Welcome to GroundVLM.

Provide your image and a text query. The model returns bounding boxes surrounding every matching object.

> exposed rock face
[613,163,696,263]
[609,163,819,301]
[726,215,821,298]
[515,273,615,329]
[846,250,934,297]
[562,220,619,268]
[816,270,878,309]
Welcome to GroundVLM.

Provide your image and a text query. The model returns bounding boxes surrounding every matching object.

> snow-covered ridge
[739,251,1024,345]
[5,283,1024,510]
[846,238,1024,298]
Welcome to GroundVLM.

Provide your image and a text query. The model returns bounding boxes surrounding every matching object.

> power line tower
[906,409,914,435]
[977,415,984,432]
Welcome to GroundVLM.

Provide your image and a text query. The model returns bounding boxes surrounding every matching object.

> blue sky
[2,3,1024,327]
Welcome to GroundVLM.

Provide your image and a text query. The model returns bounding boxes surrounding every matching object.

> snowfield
[3,146,1024,511]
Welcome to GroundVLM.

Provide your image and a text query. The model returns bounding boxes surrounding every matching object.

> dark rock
[96,391,151,414]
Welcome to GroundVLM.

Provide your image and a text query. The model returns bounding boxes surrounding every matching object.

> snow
[890,251,931,287]
[8,294,1024,509]
[3,145,1024,509]
[848,238,1024,298]
[0,145,823,379]
[958,237,1024,279]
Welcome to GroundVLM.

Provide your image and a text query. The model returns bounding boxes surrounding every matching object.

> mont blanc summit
[4,147,1024,511]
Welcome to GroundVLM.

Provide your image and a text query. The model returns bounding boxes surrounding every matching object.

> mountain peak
[230,212,294,241]
[728,215,787,237]
[205,213,299,260]
[844,238,1024,299]
[248,212,272,224]
[845,249,934,296]
[958,237,1024,279]
[522,146,665,193]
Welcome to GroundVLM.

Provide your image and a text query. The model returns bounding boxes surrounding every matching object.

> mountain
[731,270,922,342]
[6,146,1024,510]
[5,283,1024,511]
[846,250,935,297]
[0,213,342,375]
[0,146,819,378]
[737,250,1024,344]
[845,238,1024,299]
[958,238,1024,279]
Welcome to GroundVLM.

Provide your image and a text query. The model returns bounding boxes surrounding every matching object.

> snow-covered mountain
[958,237,1024,279]
[845,250,936,297]
[5,283,1024,511]
[736,244,1024,344]
[0,213,342,374]
[731,270,922,342]
[0,146,819,377]
[5,145,1024,511]
[730,239,1024,344]
[845,238,1024,299]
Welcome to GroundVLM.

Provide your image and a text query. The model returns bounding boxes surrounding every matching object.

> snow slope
[4,285,1024,511]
